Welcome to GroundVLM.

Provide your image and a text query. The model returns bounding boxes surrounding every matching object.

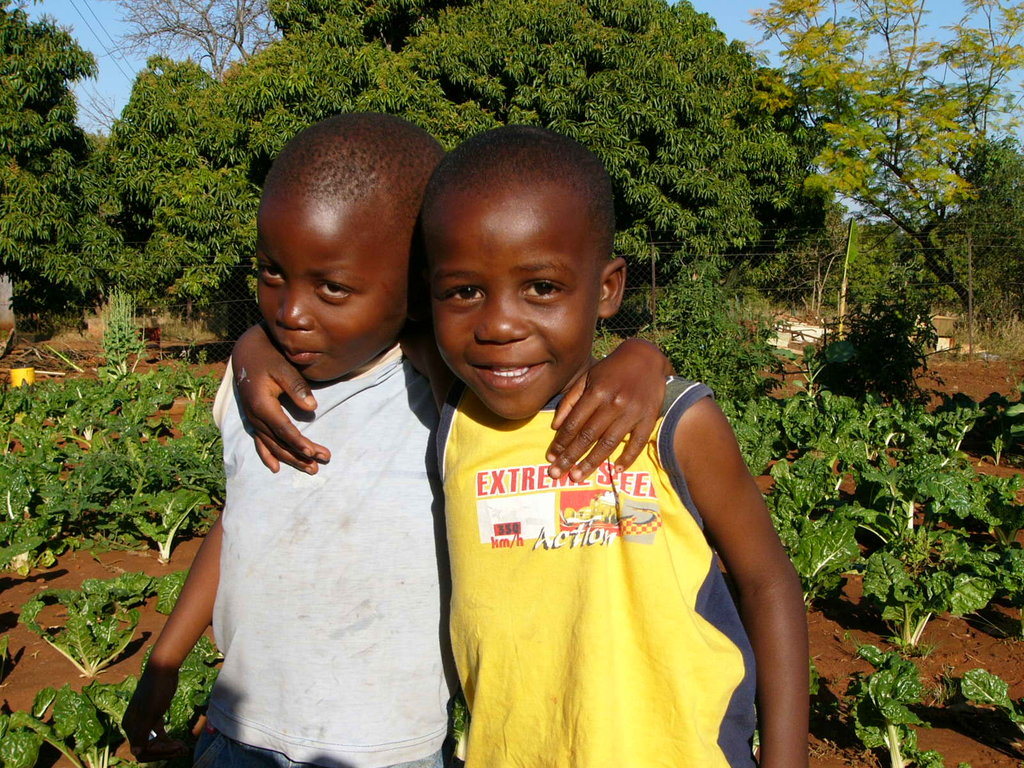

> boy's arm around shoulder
[675,399,808,768]
[232,324,330,475]
[123,517,224,762]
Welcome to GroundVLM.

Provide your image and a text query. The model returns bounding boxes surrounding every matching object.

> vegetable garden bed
[2,359,1024,767]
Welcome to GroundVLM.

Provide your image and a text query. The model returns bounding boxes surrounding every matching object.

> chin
[474,393,543,422]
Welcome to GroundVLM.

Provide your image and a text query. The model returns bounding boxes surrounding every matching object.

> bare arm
[236,321,673,480]
[123,518,224,761]
[676,399,808,768]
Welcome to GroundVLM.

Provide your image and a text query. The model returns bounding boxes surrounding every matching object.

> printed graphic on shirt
[475,462,662,550]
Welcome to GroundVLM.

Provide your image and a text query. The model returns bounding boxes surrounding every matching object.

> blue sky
[28,0,147,132]
[28,0,970,134]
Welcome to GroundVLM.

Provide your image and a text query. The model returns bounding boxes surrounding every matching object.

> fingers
[546,388,662,480]
[253,435,281,474]
[552,385,614,481]
[268,366,318,413]
[608,413,658,472]
[241,384,331,472]
[547,339,668,479]
[255,433,321,475]
[232,325,329,469]
[550,376,586,430]
[247,407,330,472]
[548,408,637,481]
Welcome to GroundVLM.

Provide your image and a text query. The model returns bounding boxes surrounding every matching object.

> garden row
[0,368,223,574]
[1,366,225,768]
[2,571,220,768]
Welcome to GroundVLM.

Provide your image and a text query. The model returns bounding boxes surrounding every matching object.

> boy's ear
[597,257,626,319]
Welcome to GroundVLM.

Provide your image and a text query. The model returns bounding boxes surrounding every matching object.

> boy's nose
[474,296,527,344]
[276,290,313,330]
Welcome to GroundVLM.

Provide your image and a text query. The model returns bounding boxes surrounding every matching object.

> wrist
[621,338,673,376]
[146,646,186,674]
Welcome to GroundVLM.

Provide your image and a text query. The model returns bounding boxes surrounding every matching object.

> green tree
[105,57,258,317]
[938,137,1024,318]
[408,0,816,269]
[754,0,1024,306]
[0,3,117,315]
[102,0,819,315]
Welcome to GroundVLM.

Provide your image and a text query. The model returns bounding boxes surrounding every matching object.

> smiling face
[256,189,410,382]
[427,182,625,420]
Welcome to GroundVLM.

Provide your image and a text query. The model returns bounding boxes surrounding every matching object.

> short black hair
[422,125,615,254]
[262,112,444,225]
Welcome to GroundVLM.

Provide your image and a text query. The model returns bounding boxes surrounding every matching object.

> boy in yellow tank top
[423,126,808,768]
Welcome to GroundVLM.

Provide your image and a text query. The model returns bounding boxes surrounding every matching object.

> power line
[81,0,136,76]
[66,0,134,85]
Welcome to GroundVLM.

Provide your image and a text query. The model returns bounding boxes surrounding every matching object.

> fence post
[0,274,13,331]
[837,219,857,337]
[649,244,657,324]
[967,233,975,360]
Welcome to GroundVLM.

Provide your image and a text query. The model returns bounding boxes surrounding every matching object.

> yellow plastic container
[10,367,35,387]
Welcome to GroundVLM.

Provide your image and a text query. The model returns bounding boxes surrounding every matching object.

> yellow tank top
[438,378,756,768]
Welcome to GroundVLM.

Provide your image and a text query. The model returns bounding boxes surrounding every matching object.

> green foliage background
[2,0,819,328]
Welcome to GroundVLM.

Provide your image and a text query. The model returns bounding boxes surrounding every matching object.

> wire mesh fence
[38,231,1024,362]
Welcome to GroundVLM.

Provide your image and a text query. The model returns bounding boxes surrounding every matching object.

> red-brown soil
[2,350,1024,767]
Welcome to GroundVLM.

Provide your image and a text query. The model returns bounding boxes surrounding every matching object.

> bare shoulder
[672,396,749,483]
[671,396,785,575]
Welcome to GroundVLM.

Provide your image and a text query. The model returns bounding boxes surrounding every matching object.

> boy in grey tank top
[123,113,452,768]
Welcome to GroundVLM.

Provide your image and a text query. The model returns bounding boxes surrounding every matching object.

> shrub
[656,264,781,402]
[807,293,936,402]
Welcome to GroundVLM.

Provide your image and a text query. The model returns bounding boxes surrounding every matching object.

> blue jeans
[194,728,445,768]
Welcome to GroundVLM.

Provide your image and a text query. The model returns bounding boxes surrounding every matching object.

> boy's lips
[472,363,543,389]
[283,349,322,365]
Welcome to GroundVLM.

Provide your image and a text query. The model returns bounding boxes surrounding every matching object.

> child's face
[257,190,409,382]
[427,183,624,420]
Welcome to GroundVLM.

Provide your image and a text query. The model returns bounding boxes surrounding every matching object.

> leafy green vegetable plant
[18,573,154,677]
[991,547,1024,637]
[161,636,222,739]
[0,678,136,768]
[132,489,211,563]
[720,397,784,476]
[0,368,222,571]
[960,668,1024,737]
[0,634,9,685]
[974,386,1024,466]
[964,474,1024,546]
[861,530,995,648]
[767,457,861,606]
[848,645,944,768]
[155,570,188,615]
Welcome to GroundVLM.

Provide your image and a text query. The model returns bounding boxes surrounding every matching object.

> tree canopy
[753,0,1024,305]
[97,0,817,312]
[0,2,119,314]
[938,137,1024,317]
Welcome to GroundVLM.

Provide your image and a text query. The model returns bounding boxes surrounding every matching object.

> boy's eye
[320,282,351,300]
[445,286,482,302]
[258,263,283,282]
[528,281,559,297]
